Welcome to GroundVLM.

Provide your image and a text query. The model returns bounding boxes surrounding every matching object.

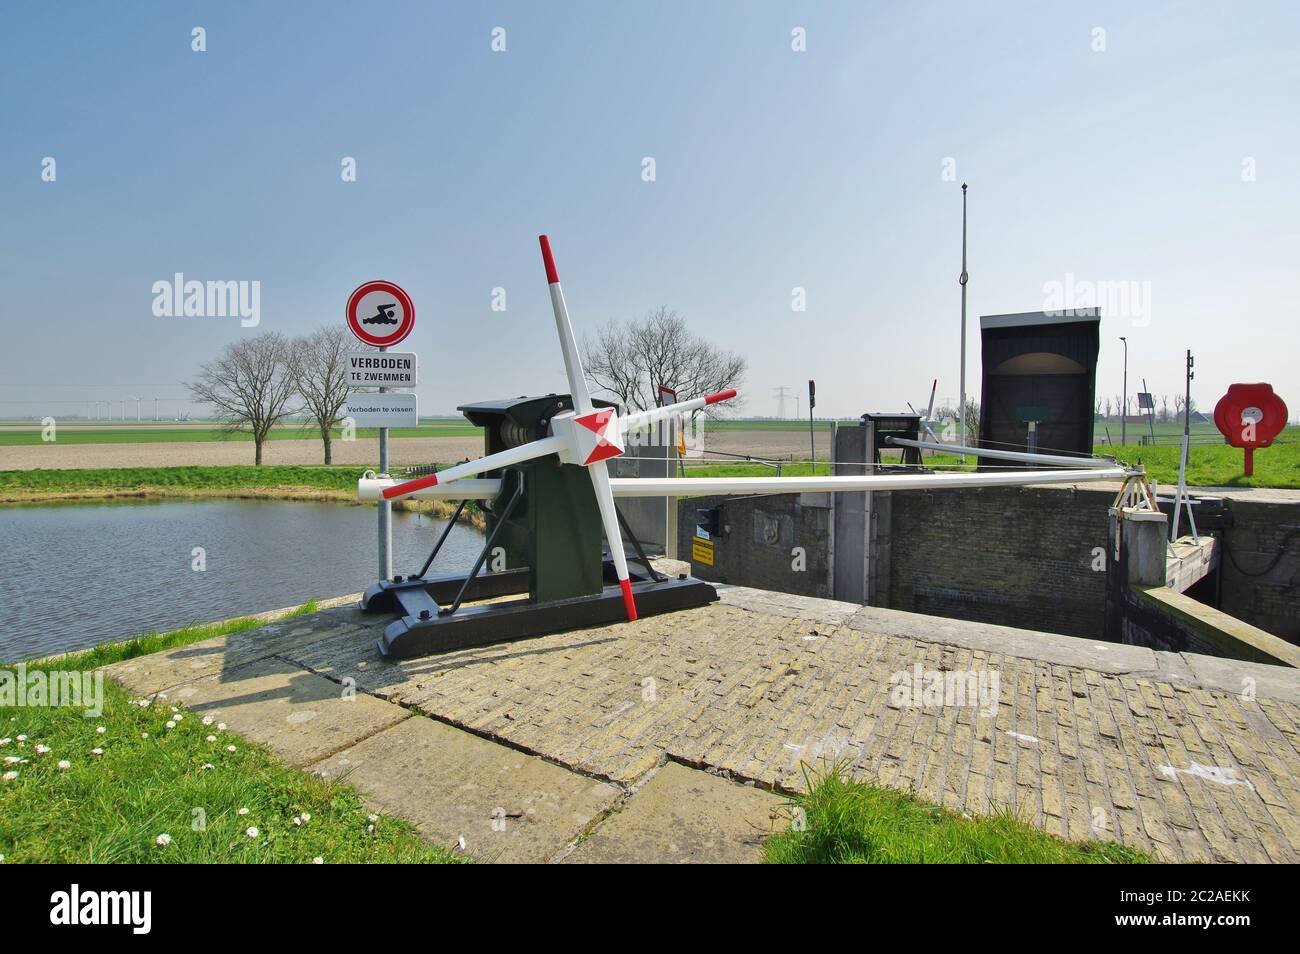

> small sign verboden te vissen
[343,392,419,429]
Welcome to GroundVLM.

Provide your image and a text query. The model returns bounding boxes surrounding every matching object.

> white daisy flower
[292,816,303,827]
[3,756,20,764]
[35,744,51,755]
[16,735,27,742]
[217,723,226,731]
[368,814,379,822]
[0,738,10,746]
[141,732,149,739]
[311,857,324,864]
[155,834,171,846]
[95,726,105,734]
[238,807,250,816]
[2,770,17,781]
[201,716,214,726]
[57,760,71,770]
[202,763,214,770]
[90,747,103,756]
[226,745,236,753]
[165,721,176,730]
[300,812,311,822]
[245,826,259,838]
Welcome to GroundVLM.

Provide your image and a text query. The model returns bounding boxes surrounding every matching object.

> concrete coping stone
[714,583,1300,702]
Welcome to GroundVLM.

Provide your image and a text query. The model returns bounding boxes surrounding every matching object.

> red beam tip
[704,388,738,405]
[619,578,638,621]
[381,473,437,500]
[538,234,559,284]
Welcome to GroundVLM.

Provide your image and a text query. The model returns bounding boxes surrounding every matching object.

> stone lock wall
[887,486,1112,639]
[676,493,831,598]
[675,483,1300,648]
[1216,498,1300,641]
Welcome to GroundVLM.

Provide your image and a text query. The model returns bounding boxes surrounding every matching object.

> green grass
[1,608,458,864]
[681,429,1300,490]
[1104,436,1299,489]
[682,460,825,478]
[0,422,481,446]
[0,465,368,497]
[703,419,851,432]
[764,764,1149,864]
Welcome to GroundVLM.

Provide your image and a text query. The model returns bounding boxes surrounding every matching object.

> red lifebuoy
[1213,383,1288,476]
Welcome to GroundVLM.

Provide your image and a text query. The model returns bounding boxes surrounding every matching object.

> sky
[2,1,1298,421]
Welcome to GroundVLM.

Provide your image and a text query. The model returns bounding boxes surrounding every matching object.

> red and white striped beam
[621,389,736,434]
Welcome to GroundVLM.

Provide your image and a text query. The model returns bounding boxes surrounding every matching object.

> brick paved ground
[106,586,1300,863]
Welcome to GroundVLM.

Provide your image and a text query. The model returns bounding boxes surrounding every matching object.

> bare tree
[189,333,298,465]
[961,399,980,445]
[582,307,746,417]
[291,327,354,464]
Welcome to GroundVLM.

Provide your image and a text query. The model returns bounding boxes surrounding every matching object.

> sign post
[807,379,817,475]
[346,280,416,581]
[657,385,679,558]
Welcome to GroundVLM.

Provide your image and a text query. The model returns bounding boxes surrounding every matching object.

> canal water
[0,500,485,661]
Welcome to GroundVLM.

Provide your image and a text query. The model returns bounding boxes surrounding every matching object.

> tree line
[1096,395,1198,422]
[188,307,747,467]
[188,328,353,465]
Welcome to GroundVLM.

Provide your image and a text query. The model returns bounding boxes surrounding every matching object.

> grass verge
[0,465,484,523]
[1,606,458,864]
[682,433,1299,490]
[764,764,1149,864]
[0,465,366,498]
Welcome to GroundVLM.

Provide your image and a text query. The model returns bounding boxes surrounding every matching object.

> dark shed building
[977,309,1100,461]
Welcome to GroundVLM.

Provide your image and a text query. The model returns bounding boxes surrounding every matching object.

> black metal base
[361,566,717,659]
[360,567,530,617]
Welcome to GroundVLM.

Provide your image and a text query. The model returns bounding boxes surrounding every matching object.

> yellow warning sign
[691,536,714,566]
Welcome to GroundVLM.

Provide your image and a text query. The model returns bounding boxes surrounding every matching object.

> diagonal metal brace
[440,480,525,617]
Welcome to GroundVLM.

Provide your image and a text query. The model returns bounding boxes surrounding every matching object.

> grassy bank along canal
[0,465,480,518]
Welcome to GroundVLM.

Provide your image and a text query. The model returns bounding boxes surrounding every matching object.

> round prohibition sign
[346,280,415,347]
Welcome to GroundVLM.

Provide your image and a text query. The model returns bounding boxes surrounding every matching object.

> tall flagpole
[959,182,969,458]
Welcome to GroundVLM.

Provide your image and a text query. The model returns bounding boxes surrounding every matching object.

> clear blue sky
[2,1,1297,421]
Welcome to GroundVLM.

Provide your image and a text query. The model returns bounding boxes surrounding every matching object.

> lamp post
[1119,336,1128,446]
[958,183,969,456]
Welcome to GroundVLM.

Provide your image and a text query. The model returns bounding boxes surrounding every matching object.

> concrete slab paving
[565,762,784,864]
[272,597,1300,862]
[100,584,1300,864]
[313,715,622,862]
[163,656,410,768]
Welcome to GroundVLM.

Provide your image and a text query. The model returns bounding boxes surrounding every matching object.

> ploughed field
[1,420,1295,489]
[0,426,834,471]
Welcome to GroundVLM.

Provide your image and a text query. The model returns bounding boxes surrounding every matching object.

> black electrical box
[695,505,723,538]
